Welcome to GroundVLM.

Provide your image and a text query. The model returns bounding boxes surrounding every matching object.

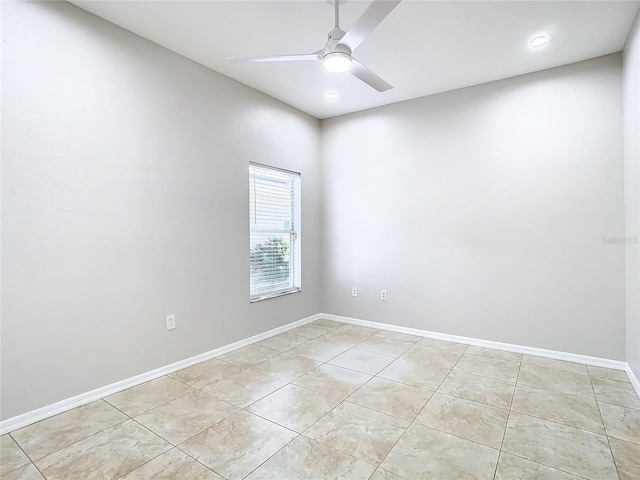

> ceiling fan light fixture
[323,51,352,73]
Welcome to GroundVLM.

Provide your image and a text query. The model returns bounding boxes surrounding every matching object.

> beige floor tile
[218,344,279,367]
[202,369,286,408]
[168,359,244,389]
[370,468,409,480]
[517,364,595,399]
[598,401,640,443]
[245,435,375,479]
[317,325,379,347]
[249,352,321,382]
[356,336,414,357]
[293,364,371,399]
[287,323,334,339]
[522,356,588,375]
[134,390,239,444]
[453,354,520,382]
[437,370,515,408]
[401,344,463,369]
[287,323,335,339]
[34,420,170,480]
[587,365,631,383]
[11,400,128,460]
[310,319,344,330]
[374,331,422,344]
[342,325,381,335]
[377,358,450,390]
[247,384,343,432]
[348,377,433,423]
[1,435,30,476]
[328,348,395,375]
[255,333,309,352]
[180,411,297,480]
[466,346,522,363]
[417,337,469,353]
[380,423,499,480]
[304,402,406,465]
[287,339,351,362]
[495,452,582,479]
[592,377,640,410]
[105,376,195,417]
[511,384,605,434]
[415,393,509,448]
[609,437,640,480]
[1,463,45,480]
[502,412,617,479]
[120,448,223,479]
[13,327,640,480]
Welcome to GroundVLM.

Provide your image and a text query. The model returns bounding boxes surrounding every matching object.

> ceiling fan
[227,0,400,92]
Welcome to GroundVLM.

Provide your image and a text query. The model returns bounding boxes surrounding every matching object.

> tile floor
[1,320,639,480]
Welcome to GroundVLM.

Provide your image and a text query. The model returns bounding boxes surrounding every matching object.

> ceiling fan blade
[227,52,322,63]
[340,0,401,52]
[350,58,393,92]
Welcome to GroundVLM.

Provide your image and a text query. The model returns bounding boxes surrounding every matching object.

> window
[249,163,301,301]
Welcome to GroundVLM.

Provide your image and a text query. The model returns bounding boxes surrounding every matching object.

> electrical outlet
[381,290,387,301]
[166,314,176,330]
[352,287,358,297]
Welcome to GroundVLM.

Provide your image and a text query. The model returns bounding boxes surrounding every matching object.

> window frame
[249,162,301,302]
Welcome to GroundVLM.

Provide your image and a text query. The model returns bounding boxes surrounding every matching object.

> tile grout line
[234,325,380,471]
[508,370,616,436]
[9,399,132,471]
[120,418,177,477]
[492,355,522,479]
[588,371,623,480]
[5,432,44,479]
[235,323,379,479]
[102,375,198,417]
[503,366,621,478]
[496,357,601,480]
[174,447,225,479]
[498,451,593,480]
[245,326,413,472]
[371,344,470,475]
[32,462,48,480]
[19,386,233,480]
[238,433,301,480]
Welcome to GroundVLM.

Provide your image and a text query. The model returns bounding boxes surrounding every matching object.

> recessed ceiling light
[324,91,339,100]
[529,35,551,48]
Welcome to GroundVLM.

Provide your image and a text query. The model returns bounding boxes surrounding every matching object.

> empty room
[1,0,639,479]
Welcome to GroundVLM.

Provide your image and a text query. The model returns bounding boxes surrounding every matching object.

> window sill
[250,288,301,303]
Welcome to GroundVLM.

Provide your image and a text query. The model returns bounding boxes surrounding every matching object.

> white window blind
[249,163,301,301]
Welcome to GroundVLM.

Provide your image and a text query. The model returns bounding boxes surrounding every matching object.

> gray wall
[321,55,626,360]
[624,12,640,380]
[1,1,634,422]
[1,1,322,420]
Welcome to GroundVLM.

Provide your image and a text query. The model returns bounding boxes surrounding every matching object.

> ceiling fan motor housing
[325,41,351,57]
[324,27,352,73]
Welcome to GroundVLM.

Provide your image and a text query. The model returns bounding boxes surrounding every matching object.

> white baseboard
[0,313,320,435]
[2,311,636,435]
[626,364,640,396]
[320,313,630,371]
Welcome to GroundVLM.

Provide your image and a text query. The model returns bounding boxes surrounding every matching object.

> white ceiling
[71,0,640,119]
